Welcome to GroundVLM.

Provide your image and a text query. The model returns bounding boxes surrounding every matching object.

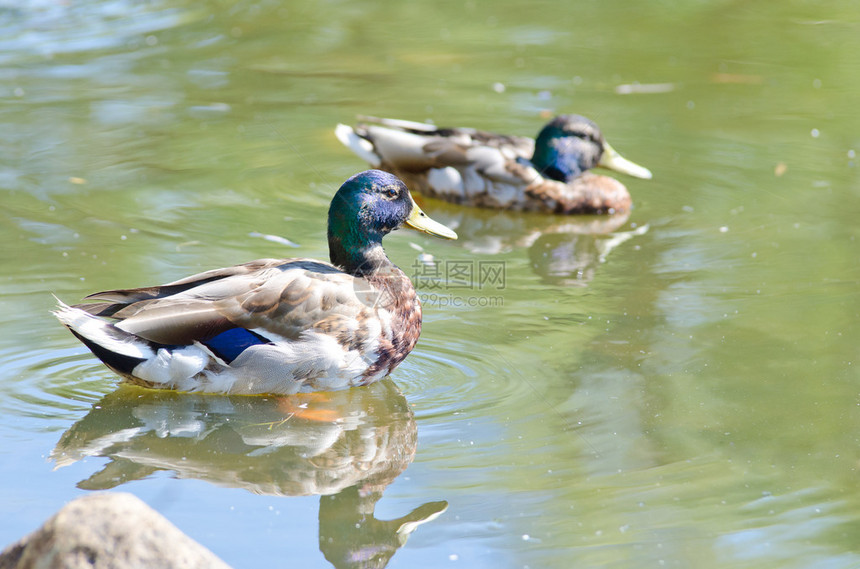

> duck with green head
[54,170,457,395]
[335,114,652,215]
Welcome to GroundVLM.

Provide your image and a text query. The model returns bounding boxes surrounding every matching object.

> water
[1,1,859,567]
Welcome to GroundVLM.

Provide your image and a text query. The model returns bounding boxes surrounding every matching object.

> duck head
[328,170,456,273]
[531,115,652,183]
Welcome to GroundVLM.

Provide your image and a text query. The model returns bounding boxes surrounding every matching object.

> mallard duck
[335,114,652,215]
[54,170,457,395]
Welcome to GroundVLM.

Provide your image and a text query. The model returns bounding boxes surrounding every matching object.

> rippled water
[2,1,859,568]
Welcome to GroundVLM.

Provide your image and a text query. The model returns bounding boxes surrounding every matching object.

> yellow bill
[598,141,653,180]
[405,196,458,240]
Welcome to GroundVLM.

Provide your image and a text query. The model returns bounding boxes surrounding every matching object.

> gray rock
[0,493,233,569]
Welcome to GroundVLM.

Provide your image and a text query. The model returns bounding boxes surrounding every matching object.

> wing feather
[74,258,377,350]
[352,118,536,183]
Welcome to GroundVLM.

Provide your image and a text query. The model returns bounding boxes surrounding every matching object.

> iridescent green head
[531,115,652,183]
[328,170,456,274]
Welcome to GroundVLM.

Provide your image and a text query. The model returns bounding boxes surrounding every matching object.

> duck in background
[335,114,652,215]
[54,170,457,395]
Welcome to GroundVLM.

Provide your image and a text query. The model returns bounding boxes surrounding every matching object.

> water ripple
[0,345,115,428]
[394,335,538,423]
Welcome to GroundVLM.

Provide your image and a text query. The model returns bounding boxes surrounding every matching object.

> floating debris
[409,242,435,266]
[615,82,675,95]
[188,102,232,116]
[774,162,787,177]
[175,240,202,251]
[248,232,299,247]
[416,252,435,266]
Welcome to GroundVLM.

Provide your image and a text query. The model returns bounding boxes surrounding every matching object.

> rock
[0,493,233,569]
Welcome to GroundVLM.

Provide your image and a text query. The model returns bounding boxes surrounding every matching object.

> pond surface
[1,1,859,567]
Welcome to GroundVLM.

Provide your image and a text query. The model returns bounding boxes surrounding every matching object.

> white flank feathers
[132,345,209,388]
[426,167,465,198]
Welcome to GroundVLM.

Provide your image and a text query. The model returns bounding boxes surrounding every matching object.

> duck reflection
[52,379,447,569]
[421,202,647,286]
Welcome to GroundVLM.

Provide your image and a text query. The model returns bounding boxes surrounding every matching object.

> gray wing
[76,259,378,346]
[341,117,536,183]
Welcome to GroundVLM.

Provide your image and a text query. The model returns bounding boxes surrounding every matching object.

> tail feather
[334,123,382,167]
[53,300,156,376]
[66,328,147,378]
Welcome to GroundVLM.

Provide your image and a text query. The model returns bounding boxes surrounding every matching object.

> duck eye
[385,188,399,199]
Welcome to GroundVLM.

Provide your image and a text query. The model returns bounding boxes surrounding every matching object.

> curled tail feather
[334,124,381,167]
[53,300,157,379]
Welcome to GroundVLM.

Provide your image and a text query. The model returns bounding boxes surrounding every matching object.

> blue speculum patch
[204,327,270,363]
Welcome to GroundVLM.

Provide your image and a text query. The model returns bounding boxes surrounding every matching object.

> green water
[1,1,859,567]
